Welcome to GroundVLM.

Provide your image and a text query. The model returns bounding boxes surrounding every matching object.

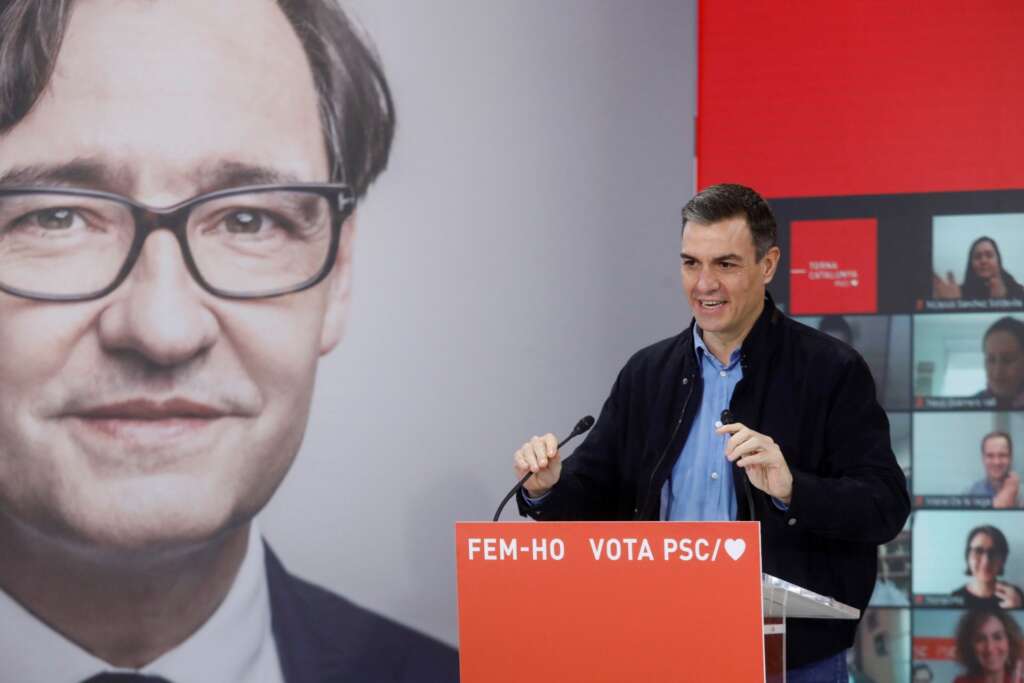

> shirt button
[720,370,727,377]
[787,518,797,526]
[710,472,719,480]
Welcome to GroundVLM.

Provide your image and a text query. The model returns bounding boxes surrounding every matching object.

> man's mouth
[74,398,226,420]
[698,299,726,309]
[63,398,230,441]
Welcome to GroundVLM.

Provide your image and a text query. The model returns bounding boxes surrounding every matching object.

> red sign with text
[913,637,956,661]
[789,218,877,314]
[456,521,764,682]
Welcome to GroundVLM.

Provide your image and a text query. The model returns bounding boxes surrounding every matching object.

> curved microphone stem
[491,416,594,522]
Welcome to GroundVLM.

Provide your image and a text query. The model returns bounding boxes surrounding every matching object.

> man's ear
[761,245,781,285]
[319,213,356,355]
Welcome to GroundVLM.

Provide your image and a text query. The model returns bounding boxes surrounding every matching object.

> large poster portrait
[0,1,695,680]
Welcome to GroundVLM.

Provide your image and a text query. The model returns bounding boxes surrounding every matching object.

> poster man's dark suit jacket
[265,544,459,682]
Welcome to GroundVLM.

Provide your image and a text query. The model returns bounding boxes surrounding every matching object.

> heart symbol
[724,538,746,561]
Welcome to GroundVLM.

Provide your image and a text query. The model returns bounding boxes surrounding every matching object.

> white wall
[262,0,697,644]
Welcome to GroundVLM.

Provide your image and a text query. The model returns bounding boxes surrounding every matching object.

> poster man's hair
[0,0,395,198]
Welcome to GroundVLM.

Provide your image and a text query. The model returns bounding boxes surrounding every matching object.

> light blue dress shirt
[965,476,1023,506]
[666,330,741,521]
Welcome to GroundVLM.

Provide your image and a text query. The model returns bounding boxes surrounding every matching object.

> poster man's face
[0,0,349,552]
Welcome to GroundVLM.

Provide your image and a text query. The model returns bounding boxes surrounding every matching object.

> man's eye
[720,262,735,269]
[224,210,266,234]
[32,207,79,230]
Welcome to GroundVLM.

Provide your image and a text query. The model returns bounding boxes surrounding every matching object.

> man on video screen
[0,1,457,681]
[965,431,1022,508]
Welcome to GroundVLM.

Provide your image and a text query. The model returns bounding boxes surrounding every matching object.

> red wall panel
[697,1,1024,197]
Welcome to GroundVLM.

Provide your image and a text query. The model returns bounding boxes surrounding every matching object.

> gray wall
[263,0,697,645]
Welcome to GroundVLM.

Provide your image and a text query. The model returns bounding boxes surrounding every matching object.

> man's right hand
[994,471,1021,509]
[513,434,561,497]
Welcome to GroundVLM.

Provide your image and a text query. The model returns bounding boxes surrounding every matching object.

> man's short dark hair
[0,0,394,199]
[983,316,1024,352]
[981,430,1013,456]
[681,183,778,260]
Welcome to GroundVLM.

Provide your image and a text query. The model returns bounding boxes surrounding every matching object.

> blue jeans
[785,650,848,683]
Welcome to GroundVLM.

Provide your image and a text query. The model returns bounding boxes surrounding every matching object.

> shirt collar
[693,326,742,369]
[0,521,282,683]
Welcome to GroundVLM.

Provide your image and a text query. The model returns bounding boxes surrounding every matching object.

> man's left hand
[717,422,793,505]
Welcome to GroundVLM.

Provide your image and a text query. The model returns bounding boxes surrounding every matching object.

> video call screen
[769,189,1024,683]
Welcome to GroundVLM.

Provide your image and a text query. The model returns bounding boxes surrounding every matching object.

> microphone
[720,409,756,521]
[491,415,595,522]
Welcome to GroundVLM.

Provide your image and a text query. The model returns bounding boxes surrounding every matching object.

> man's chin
[52,481,251,559]
[691,313,730,334]
[64,416,231,476]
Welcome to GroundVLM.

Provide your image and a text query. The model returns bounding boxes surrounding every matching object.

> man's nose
[696,267,719,291]
[96,231,218,366]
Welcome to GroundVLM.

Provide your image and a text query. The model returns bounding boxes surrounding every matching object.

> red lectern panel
[456,521,764,683]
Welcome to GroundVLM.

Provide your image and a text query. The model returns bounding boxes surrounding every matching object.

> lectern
[761,572,860,681]
[456,521,859,683]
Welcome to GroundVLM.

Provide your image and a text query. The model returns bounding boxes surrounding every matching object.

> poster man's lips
[71,398,227,419]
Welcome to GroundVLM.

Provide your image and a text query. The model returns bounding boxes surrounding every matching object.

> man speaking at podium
[513,184,910,682]
[0,1,456,681]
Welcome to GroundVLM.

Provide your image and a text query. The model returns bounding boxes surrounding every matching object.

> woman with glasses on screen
[954,526,1024,609]
[934,236,1024,301]
[954,608,1023,683]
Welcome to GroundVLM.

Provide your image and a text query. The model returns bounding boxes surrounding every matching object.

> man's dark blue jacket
[517,295,911,669]
[266,545,459,682]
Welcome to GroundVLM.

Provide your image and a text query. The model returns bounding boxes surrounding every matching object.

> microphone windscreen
[577,415,595,432]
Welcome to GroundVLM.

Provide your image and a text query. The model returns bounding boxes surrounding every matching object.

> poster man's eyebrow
[0,159,132,193]
[189,161,305,193]
[0,159,312,199]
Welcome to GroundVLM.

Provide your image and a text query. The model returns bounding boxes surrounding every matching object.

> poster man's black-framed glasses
[0,183,355,302]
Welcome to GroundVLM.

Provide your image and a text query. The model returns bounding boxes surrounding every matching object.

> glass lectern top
[762,573,860,620]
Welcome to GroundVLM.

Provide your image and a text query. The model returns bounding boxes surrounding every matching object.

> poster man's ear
[320,213,356,355]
